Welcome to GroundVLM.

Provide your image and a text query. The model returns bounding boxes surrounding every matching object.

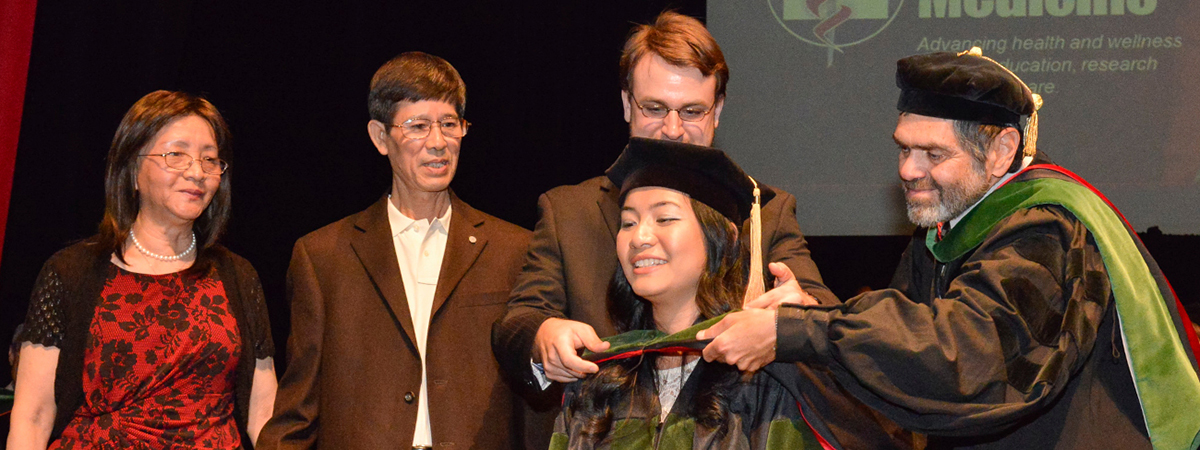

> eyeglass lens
[400,119,467,139]
[634,100,710,122]
[163,153,227,174]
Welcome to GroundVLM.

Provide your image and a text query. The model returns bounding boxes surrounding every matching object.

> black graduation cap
[896,47,1044,171]
[605,137,774,225]
[606,137,776,302]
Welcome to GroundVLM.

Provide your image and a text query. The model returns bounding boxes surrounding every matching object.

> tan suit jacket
[259,193,531,449]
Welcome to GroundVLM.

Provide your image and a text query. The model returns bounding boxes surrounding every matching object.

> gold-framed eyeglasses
[139,152,228,174]
[628,95,714,122]
[390,117,470,139]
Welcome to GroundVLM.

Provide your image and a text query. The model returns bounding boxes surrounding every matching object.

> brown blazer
[258,193,531,449]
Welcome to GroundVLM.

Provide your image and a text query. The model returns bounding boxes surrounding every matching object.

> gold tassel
[1024,94,1043,160]
[743,176,766,306]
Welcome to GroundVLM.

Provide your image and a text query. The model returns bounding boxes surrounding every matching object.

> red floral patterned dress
[49,265,243,449]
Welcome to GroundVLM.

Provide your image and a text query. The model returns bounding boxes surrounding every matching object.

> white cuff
[530,359,552,390]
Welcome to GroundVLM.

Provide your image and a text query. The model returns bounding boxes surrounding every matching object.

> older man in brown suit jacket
[258,52,530,449]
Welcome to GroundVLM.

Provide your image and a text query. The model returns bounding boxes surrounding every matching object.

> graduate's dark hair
[568,198,747,443]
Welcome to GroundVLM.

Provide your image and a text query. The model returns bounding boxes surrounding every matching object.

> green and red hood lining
[930,163,1200,450]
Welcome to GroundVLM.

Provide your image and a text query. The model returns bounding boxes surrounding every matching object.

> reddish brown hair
[618,11,729,99]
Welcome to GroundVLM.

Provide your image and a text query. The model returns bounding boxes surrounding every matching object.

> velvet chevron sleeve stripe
[581,315,722,363]
[927,165,1200,450]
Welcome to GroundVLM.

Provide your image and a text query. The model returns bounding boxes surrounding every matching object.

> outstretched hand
[697,263,817,372]
[696,308,777,372]
[533,317,611,383]
[744,262,818,309]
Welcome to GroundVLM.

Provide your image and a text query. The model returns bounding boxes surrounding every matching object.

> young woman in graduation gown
[549,139,841,450]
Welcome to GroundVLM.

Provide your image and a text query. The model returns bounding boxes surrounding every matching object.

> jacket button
[404,392,415,403]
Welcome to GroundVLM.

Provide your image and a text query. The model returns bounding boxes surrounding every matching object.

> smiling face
[374,99,461,195]
[621,54,724,146]
[617,187,708,315]
[135,115,220,226]
[894,113,995,228]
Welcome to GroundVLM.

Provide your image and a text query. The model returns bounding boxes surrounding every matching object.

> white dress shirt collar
[387,198,452,237]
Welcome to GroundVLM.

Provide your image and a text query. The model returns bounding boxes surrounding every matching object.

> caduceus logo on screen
[769,0,905,67]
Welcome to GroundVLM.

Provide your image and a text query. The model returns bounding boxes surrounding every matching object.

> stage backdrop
[2,1,1197,398]
[709,0,1200,235]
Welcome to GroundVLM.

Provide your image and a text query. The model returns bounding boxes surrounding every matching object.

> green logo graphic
[770,0,905,66]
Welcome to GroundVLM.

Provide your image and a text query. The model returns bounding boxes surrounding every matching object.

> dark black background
[3,0,1196,413]
[0,0,703,384]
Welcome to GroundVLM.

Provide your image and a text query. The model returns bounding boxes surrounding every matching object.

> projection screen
[708,0,1200,235]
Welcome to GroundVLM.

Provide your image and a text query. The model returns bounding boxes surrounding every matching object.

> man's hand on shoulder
[698,263,817,372]
[744,262,818,309]
[534,318,610,383]
[697,308,777,372]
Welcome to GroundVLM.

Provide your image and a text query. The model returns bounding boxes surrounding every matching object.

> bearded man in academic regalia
[700,48,1200,449]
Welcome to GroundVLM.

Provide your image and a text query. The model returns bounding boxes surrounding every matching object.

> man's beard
[903,165,993,228]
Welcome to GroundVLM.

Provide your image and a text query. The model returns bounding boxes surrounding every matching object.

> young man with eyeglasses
[258,52,531,450]
[487,11,909,450]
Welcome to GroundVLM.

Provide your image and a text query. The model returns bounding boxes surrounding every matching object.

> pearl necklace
[129,228,196,262]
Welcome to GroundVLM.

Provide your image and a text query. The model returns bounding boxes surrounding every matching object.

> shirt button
[423,251,429,257]
[404,392,415,403]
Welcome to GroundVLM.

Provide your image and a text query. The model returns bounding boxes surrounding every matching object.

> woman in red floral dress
[8,91,276,449]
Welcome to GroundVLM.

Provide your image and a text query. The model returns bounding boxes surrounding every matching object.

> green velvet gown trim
[549,416,817,449]
[926,176,1200,450]
[582,315,724,362]
[557,315,824,449]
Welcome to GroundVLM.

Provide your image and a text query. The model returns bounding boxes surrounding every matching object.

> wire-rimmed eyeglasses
[139,152,228,174]
[627,95,714,122]
[390,118,471,139]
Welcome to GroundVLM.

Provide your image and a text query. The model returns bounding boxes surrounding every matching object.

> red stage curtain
[0,0,38,268]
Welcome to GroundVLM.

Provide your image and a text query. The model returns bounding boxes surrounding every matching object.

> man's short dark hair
[618,11,728,100]
[952,120,1005,165]
[368,52,466,124]
[953,119,1031,171]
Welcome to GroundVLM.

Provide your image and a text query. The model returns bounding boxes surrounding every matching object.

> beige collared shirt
[386,199,451,448]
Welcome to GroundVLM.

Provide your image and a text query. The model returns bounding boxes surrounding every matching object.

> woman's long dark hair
[568,197,748,443]
[98,90,233,264]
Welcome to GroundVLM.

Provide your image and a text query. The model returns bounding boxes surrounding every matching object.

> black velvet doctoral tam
[605,137,775,225]
[896,51,1036,126]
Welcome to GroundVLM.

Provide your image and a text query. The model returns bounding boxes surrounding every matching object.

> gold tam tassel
[743,176,766,306]
[1023,94,1043,162]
